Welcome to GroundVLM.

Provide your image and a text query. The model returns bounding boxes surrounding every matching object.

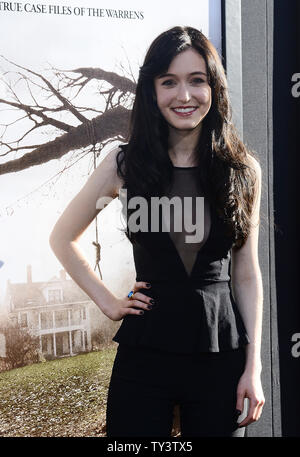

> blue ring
[127,290,134,299]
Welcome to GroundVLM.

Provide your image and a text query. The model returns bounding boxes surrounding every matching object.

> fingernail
[147,305,153,310]
[150,299,155,305]
[236,409,241,415]
[146,283,151,288]
[139,311,144,315]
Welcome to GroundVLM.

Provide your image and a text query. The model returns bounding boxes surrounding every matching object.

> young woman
[49,26,265,437]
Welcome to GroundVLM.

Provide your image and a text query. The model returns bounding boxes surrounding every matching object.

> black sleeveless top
[112,144,250,353]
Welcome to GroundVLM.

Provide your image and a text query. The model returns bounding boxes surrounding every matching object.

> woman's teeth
[173,107,197,113]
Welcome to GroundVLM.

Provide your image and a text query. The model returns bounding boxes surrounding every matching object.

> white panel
[0,0,222,297]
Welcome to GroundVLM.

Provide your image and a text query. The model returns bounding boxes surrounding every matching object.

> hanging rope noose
[87,118,103,280]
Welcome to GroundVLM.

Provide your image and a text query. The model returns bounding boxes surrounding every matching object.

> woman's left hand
[235,370,265,427]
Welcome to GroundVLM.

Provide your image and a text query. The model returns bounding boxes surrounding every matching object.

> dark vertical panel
[273,0,300,437]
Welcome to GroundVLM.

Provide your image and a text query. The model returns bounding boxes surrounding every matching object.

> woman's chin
[167,120,202,132]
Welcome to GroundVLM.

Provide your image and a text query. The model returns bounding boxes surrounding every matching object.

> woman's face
[153,48,212,133]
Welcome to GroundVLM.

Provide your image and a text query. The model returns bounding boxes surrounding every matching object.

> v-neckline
[161,202,215,280]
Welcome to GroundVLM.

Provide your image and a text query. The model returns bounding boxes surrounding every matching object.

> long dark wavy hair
[116,25,259,248]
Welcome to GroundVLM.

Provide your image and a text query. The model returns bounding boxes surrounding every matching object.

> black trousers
[106,343,247,437]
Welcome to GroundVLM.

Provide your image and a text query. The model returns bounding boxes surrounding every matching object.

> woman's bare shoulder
[245,152,261,175]
[93,144,125,198]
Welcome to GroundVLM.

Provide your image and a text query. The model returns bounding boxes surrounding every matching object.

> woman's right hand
[105,281,156,321]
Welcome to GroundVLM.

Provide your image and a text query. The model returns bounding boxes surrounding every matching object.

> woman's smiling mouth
[171,106,198,116]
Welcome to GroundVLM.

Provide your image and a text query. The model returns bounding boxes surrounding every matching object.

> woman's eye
[191,78,205,84]
[161,80,174,86]
[161,78,205,87]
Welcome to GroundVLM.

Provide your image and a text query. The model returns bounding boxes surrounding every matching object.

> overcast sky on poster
[0,0,221,305]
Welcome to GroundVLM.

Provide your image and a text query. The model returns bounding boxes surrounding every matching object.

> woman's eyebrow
[157,71,207,79]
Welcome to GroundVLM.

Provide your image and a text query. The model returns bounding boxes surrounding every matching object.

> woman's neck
[167,123,202,167]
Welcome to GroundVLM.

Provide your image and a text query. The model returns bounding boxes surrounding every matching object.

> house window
[41,335,52,354]
[20,313,28,328]
[82,307,86,320]
[55,310,68,328]
[40,312,53,330]
[48,289,61,303]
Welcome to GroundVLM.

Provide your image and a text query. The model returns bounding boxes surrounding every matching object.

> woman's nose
[176,83,191,103]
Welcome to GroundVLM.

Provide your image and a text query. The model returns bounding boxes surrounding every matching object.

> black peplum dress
[112,144,250,354]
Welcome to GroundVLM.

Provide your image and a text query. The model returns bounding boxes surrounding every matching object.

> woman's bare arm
[231,155,263,373]
[231,154,265,427]
[49,146,154,320]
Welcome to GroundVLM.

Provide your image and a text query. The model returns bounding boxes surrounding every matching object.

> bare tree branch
[0,97,73,132]
[0,143,45,157]
[1,56,88,123]
[63,67,136,94]
[0,106,130,174]
[0,57,135,175]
